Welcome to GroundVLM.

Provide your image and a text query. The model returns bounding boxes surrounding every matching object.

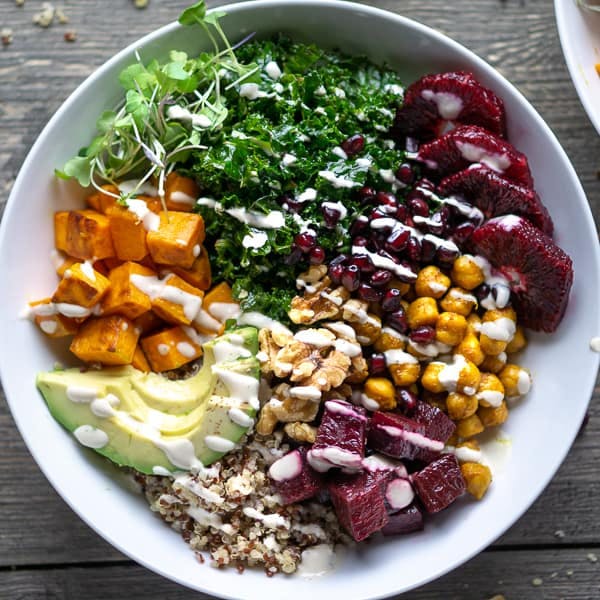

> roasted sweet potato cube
[133,310,163,336]
[132,345,151,372]
[107,205,149,262]
[70,315,139,365]
[165,172,200,212]
[55,255,78,277]
[35,313,80,338]
[86,184,120,214]
[65,210,115,260]
[140,325,203,372]
[102,261,154,319]
[52,262,111,308]
[151,274,204,326]
[54,211,69,253]
[146,211,204,268]
[193,281,239,334]
[170,245,211,290]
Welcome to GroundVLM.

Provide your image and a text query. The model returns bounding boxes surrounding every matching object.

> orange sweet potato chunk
[70,315,139,365]
[65,210,115,260]
[107,205,149,262]
[141,325,203,372]
[192,282,238,335]
[170,245,211,291]
[55,255,78,277]
[132,345,151,372]
[133,310,164,336]
[34,313,80,338]
[86,184,120,214]
[52,262,111,308]
[54,211,69,253]
[102,261,154,320]
[151,274,204,326]
[165,172,200,212]
[146,211,205,268]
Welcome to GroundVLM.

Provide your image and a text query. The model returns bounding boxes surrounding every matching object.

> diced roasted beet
[328,471,390,541]
[382,504,424,536]
[385,477,415,511]
[412,401,456,463]
[307,400,367,473]
[367,411,444,461]
[268,446,322,505]
[362,453,408,478]
[412,454,466,513]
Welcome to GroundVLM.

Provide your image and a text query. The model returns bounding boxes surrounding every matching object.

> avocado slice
[36,326,260,475]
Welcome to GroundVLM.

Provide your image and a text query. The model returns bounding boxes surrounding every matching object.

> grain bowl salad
[26,1,573,577]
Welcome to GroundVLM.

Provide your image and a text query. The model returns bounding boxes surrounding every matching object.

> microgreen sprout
[56,0,257,204]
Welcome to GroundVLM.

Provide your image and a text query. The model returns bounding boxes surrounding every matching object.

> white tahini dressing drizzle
[196,198,285,229]
[126,199,160,231]
[421,89,463,120]
[73,425,109,449]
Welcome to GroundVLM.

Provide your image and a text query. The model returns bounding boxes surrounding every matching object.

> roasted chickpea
[374,328,405,352]
[479,352,507,374]
[451,255,485,290]
[440,287,477,317]
[476,373,505,408]
[461,462,493,500]
[421,362,446,393]
[415,266,451,299]
[388,362,421,387]
[436,312,468,346]
[363,377,397,410]
[478,401,509,427]
[498,364,532,397]
[479,308,517,356]
[506,325,527,354]
[455,332,485,366]
[446,391,479,420]
[466,313,482,335]
[456,414,485,439]
[407,297,439,329]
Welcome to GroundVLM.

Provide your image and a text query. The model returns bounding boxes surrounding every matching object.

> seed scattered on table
[64,30,76,43]
[531,577,543,587]
[587,553,598,563]
[1,28,13,46]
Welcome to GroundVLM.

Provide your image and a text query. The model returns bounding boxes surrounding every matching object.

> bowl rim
[1,1,599,598]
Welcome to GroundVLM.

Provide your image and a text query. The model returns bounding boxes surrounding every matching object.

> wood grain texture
[0,0,599,597]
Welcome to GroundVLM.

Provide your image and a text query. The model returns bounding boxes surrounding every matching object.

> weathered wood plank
[1,548,600,600]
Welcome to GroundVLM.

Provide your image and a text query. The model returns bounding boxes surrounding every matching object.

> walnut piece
[289,279,350,325]
[283,422,317,443]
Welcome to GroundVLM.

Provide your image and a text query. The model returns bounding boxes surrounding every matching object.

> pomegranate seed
[368,353,387,375]
[370,207,388,221]
[322,205,341,228]
[376,191,398,209]
[358,283,382,302]
[329,263,345,285]
[409,326,435,344]
[342,265,361,292]
[406,237,422,262]
[421,238,436,263]
[350,254,375,273]
[426,212,446,236]
[381,288,402,312]
[370,269,392,287]
[452,221,476,244]
[395,163,414,185]
[475,284,491,304]
[415,178,435,191]
[407,196,429,217]
[436,245,460,266]
[284,247,303,265]
[294,231,316,252]
[377,249,398,264]
[353,236,369,247]
[387,308,408,334]
[349,217,368,236]
[385,228,410,252]
[309,246,325,264]
[330,253,348,268]
[356,186,377,204]
[341,134,365,157]
[396,389,418,415]
[395,204,408,222]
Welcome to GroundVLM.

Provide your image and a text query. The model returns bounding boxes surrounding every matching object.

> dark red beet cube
[367,411,444,461]
[328,471,390,542]
[382,503,424,536]
[268,446,321,505]
[412,402,456,463]
[307,400,367,473]
[412,454,466,513]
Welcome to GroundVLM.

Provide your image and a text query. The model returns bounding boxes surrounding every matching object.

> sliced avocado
[36,326,260,475]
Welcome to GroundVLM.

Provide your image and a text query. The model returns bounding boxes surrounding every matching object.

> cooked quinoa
[136,431,350,575]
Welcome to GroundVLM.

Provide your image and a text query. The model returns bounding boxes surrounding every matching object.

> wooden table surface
[1,1,599,598]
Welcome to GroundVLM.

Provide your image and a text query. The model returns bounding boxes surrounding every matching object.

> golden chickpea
[499,364,532,397]
[407,297,439,329]
[451,255,485,290]
[446,391,479,420]
[506,326,527,354]
[466,313,482,335]
[459,439,480,452]
[479,308,517,356]
[457,356,482,395]
[455,332,485,366]
[483,307,517,323]
[478,401,509,427]
[446,432,459,447]
[440,287,478,317]
[388,362,421,387]
[476,373,505,408]
[436,312,468,346]
[461,462,492,500]
[352,313,382,345]
[421,362,446,393]
[456,414,485,439]
[479,352,507,374]
[421,389,447,412]
[363,377,397,410]
[415,266,451,299]
[374,328,405,352]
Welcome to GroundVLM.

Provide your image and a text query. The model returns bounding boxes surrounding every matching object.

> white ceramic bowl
[555,0,600,135]
[1,2,598,598]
